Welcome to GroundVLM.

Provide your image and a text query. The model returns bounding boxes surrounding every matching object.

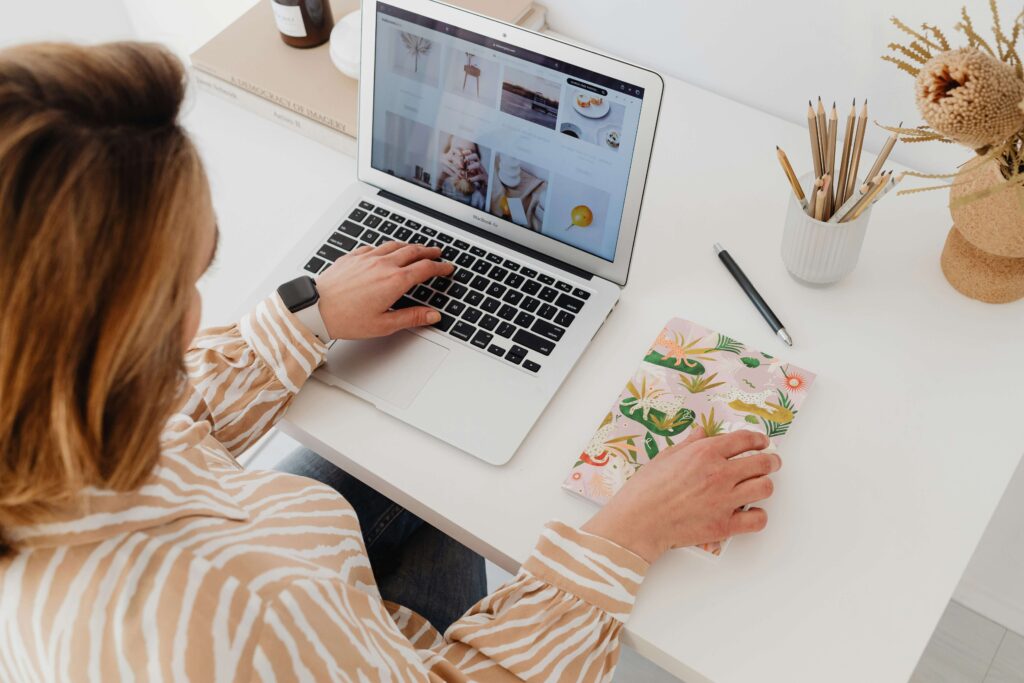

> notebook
[562,318,816,557]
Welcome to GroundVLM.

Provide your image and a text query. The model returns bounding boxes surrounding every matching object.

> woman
[0,42,779,681]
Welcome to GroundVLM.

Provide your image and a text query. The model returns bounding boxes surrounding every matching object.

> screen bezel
[358,0,663,285]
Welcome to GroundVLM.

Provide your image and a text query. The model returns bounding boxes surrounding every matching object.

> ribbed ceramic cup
[781,174,872,285]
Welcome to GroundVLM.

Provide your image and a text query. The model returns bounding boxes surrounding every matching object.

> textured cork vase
[940,158,1024,303]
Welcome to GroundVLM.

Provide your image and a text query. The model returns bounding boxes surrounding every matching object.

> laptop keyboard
[302,200,592,373]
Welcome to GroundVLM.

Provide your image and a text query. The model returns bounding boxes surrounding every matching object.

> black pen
[714,243,793,346]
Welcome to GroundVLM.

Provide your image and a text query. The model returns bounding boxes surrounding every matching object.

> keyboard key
[556,293,586,314]
[451,321,475,341]
[442,246,459,260]
[538,274,555,285]
[358,201,374,211]
[453,268,473,284]
[505,273,525,289]
[390,213,405,223]
[521,280,541,295]
[412,285,432,301]
[432,312,455,332]
[409,234,428,244]
[479,314,499,331]
[379,220,398,235]
[317,244,344,262]
[437,232,453,243]
[521,296,540,312]
[362,229,380,243]
[456,253,475,267]
[485,282,506,298]
[304,257,325,274]
[406,220,421,229]
[328,232,357,251]
[448,283,468,299]
[497,304,517,321]
[429,293,449,309]
[504,259,520,271]
[481,297,500,313]
[523,360,541,373]
[462,308,482,323]
[503,290,523,306]
[538,304,557,320]
[373,207,389,217]
[470,275,489,291]
[431,277,451,292]
[505,345,527,364]
[532,319,565,342]
[339,220,363,238]
[445,300,465,316]
[471,260,490,275]
[421,226,437,236]
[488,344,505,356]
[538,286,558,302]
[428,239,443,249]
[364,215,382,228]
[486,253,502,264]
[489,266,508,282]
[377,236,390,246]
[496,322,516,338]
[465,290,484,306]
[555,310,576,327]
[471,329,493,349]
[454,239,470,250]
[514,311,535,328]
[520,267,538,278]
[513,328,555,356]
[349,208,367,222]
[470,246,486,257]
[392,296,418,310]
[555,280,572,292]
[573,287,591,300]
[395,227,413,240]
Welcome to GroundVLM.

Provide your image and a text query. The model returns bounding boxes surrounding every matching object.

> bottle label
[272,3,307,38]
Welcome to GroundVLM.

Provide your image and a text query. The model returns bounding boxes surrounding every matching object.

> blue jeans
[276,449,488,633]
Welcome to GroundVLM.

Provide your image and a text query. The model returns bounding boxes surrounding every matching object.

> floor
[245,429,1024,682]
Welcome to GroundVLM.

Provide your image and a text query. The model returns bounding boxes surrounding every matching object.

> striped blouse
[0,294,649,682]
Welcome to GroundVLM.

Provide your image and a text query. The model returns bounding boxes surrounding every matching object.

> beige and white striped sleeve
[183,294,327,457]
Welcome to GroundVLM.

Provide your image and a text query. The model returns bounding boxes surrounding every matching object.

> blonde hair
[0,42,208,555]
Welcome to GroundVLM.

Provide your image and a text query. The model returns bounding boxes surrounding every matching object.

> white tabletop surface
[190,69,1024,682]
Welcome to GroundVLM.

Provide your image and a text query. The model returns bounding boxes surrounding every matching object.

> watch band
[293,300,332,343]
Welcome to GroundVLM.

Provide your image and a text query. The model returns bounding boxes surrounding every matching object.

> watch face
[278,276,319,313]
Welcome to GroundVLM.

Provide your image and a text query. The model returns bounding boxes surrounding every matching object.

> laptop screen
[370,2,646,262]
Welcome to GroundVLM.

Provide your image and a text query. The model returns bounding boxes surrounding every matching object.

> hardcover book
[562,318,816,557]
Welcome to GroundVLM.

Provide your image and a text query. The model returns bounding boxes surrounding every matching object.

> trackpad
[323,331,448,409]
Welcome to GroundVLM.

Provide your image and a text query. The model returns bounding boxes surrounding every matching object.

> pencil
[819,173,831,218]
[776,146,807,208]
[839,170,889,223]
[807,101,823,179]
[816,97,828,174]
[825,103,838,216]
[862,121,900,186]
[844,99,868,202]
[807,176,822,217]
[835,99,856,206]
[814,187,827,221]
[828,174,882,224]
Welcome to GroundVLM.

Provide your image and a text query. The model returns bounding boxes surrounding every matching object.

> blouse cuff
[239,294,328,393]
[521,521,650,622]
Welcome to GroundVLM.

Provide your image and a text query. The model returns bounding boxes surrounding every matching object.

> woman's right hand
[581,428,781,563]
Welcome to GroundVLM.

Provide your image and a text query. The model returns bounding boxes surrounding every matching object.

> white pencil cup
[780,174,872,285]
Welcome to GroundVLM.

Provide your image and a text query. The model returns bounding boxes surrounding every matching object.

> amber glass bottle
[270,0,335,48]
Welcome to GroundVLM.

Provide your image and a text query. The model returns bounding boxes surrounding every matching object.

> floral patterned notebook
[563,318,816,557]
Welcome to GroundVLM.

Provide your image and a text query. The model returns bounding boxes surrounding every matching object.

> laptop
[296,0,663,465]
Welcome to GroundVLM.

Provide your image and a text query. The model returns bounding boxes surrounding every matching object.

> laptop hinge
[377,190,593,281]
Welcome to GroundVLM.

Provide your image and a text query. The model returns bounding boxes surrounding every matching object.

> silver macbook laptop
[295,0,663,465]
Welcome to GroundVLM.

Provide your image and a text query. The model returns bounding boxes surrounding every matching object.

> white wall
[0,0,134,46]
[541,0,1019,174]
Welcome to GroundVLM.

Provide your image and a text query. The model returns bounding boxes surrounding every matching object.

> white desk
[191,70,1024,682]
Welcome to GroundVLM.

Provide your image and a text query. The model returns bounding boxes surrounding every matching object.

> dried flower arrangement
[882,2,1024,203]
[400,32,432,73]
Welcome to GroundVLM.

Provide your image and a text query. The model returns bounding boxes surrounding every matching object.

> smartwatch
[277,276,331,343]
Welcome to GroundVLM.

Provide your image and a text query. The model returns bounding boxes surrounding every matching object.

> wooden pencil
[835,99,856,206]
[844,99,869,202]
[807,101,823,179]
[776,146,807,208]
[828,174,882,223]
[839,170,889,223]
[807,176,822,217]
[816,97,828,173]
[814,187,827,221]
[825,103,838,216]
[862,122,900,186]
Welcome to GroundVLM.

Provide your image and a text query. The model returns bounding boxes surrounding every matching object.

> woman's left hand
[315,242,453,340]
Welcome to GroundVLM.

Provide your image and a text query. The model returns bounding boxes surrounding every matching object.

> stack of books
[190,0,546,156]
